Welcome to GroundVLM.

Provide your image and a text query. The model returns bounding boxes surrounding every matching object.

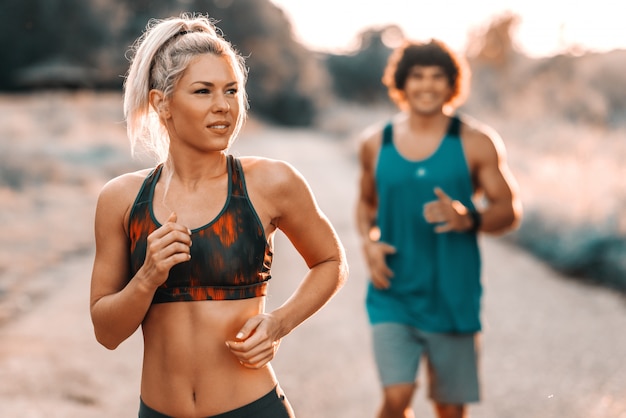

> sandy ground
[1,125,625,418]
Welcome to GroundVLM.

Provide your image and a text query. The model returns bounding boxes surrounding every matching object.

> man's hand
[363,239,396,289]
[423,187,473,233]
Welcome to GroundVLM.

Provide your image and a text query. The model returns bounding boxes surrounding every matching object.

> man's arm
[356,131,396,289]
[422,121,522,235]
[467,123,523,234]
[356,134,379,241]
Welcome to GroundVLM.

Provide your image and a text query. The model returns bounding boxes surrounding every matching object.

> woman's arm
[89,174,191,349]
[226,159,348,368]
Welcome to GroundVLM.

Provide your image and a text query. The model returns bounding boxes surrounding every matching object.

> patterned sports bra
[128,155,273,303]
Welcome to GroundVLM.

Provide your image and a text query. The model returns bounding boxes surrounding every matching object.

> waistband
[139,385,285,418]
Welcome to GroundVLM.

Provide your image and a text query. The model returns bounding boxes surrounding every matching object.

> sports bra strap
[228,155,244,197]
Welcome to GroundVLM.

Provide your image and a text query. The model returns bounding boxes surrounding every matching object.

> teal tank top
[366,116,482,333]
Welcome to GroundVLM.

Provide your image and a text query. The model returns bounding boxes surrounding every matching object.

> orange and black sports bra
[128,155,273,303]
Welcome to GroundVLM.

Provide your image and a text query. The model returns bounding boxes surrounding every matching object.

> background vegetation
[0,0,624,293]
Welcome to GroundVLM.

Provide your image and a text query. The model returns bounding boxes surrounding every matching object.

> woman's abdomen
[139,298,277,416]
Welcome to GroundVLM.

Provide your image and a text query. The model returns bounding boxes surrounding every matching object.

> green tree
[0,0,329,126]
[325,26,395,102]
[0,0,108,89]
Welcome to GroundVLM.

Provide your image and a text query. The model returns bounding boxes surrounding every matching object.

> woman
[89,14,348,418]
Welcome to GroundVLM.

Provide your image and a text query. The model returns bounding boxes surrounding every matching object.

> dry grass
[0,92,143,322]
[494,119,626,289]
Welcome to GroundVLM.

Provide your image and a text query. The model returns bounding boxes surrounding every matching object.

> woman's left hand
[225,314,283,369]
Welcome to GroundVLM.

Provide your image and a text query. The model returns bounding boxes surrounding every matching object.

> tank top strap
[446,115,461,138]
[382,122,393,146]
[383,117,460,144]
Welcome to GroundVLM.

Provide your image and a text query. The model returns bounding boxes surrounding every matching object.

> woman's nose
[212,94,230,112]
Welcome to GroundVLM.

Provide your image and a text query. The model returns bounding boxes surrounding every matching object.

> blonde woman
[90,14,347,418]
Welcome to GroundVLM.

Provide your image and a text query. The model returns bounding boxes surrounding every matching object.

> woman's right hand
[140,212,192,288]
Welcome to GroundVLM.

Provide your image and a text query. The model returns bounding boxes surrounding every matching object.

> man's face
[402,65,453,115]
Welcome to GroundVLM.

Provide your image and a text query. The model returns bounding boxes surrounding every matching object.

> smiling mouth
[417,93,437,100]
[207,123,230,130]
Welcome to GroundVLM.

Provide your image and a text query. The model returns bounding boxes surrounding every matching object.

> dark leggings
[138,386,295,418]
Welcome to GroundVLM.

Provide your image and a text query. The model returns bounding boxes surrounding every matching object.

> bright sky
[271,0,623,57]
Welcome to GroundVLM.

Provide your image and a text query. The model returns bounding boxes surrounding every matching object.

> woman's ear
[149,89,169,118]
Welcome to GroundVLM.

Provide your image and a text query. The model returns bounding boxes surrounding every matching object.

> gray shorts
[372,322,480,404]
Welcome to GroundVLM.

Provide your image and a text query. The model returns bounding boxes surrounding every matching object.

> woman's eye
[226,88,238,95]
[195,89,210,94]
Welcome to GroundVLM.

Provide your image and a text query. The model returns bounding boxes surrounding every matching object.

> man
[356,39,522,418]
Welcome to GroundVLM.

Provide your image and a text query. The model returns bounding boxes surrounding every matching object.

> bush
[511,211,626,293]
[325,26,395,103]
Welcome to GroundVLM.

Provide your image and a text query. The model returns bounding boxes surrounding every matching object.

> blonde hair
[123,13,249,163]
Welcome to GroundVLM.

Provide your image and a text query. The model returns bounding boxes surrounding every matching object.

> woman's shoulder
[238,156,300,180]
[93,167,157,232]
[237,155,308,195]
[97,167,156,206]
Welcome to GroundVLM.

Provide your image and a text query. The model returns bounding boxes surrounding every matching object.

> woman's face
[164,53,241,153]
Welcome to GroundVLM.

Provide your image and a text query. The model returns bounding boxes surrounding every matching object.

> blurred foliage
[3,1,624,128]
[325,27,397,102]
[511,211,626,293]
[0,0,109,88]
[465,14,626,293]
[0,0,430,125]
[463,14,626,292]
[0,0,326,126]
[464,13,626,128]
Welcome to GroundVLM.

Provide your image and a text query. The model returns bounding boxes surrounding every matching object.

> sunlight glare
[271,0,624,57]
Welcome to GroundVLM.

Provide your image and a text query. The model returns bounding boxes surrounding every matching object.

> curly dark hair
[382,39,470,108]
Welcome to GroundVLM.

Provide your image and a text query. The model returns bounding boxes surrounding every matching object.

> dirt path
[1,128,625,418]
